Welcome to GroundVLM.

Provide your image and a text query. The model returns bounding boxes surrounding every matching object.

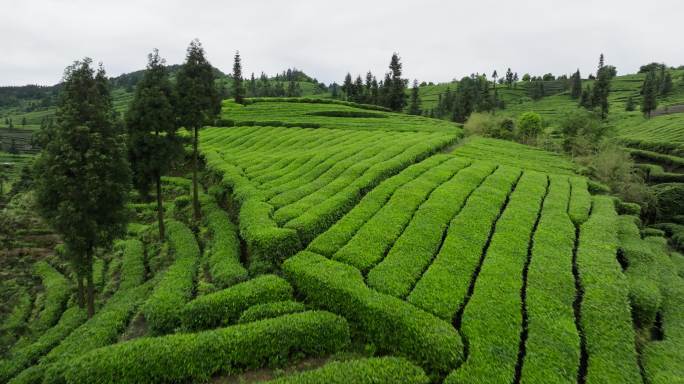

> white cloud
[1,0,682,85]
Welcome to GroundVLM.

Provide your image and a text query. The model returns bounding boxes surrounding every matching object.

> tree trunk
[86,249,95,318]
[76,274,85,308]
[192,126,200,221]
[156,174,165,240]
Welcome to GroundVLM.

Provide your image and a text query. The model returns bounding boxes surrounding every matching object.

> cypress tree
[232,51,245,104]
[661,72,673,95]
[126,49,183,240]
[625,96,636,112]
[642,69,658,117]
[408,79,422,115]
[387,53,407,111]
[592,55,612,119]
[249,72,256,97]
[176,39,220,221]
[342,73,353,100]
[34,59,130,317]
[570,69,582,99]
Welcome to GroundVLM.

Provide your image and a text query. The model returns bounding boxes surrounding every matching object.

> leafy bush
[463,113,514,139]
[238,301,306,323]
[62,311,349,384]
[306,110,387,118]
[200,195,248,288]
[118,239,145,290]
[651,183,684,220]
[29,262,70,335]
[264,357,429,384]
[142,220,199,335]
[516,112,542,143]
[181,275,293,331]
[283,251,463,377]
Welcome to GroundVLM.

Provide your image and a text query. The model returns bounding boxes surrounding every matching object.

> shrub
[463,113,514,140]
[142,220,200,335]
[62,311,349,384]
[306,110,387,118]
[516,112,542,143]
[264,357,430,384]
[29,262,70,335]
[214,118,234,127]
[651,183,684,221]
[118,239,145,290]
[0,307,87,383]
[618,201,641,216]
[283,251,463,377]
[181,275,293,331]
[238,301,306,323]
[200,195,248,288]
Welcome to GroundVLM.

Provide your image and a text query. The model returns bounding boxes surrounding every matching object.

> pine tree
[176,39,220,221]
[386,53,407,111]
[591,55,612,119]
[354,75,364,103]
[34,59,130,317]
[598,53,604,71]
[408,79,422,115]
[625,96,635,112]
[126,49,183,240]
[342,73,353,100]
[642,69,658,117]
[579,85,592,109]
[505,68,513,88]
[570,69,582,99]
[661,72,673,95]
[232,51,245,104]
[249,72,256,97]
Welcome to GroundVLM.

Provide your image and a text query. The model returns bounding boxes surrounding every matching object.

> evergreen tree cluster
[246,71,305,97]
[430,74,503,123]
[337,53,408,112]
[578,54,614,119]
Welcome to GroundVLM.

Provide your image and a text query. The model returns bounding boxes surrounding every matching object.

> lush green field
[2,98,683,384]
[220,98,460,132]
[0,151,33,192]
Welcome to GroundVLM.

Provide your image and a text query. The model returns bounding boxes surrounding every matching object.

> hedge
[264,357,430,384]
[200,195,248,288]
[519,175,580,384]
[447,171,548,384]
[118,239,145,291]
[332,157,469,272]
[181,275,293,331]
[29,261,70,335]
[651,183,684,221]
[653,222,684,252]
[273,134,455,228]
[0,307,87,382]
[641,237,684,383]
[32,280,157,384]
[568,177,591,224]
[627,146,684,165]
[0,288,32,335]
[283,251,463,377]
[408,166,522,320]
[307,155,449,257]
[242,97,394,112]
[142,220,200,335]
[574,196,641,384]
[238,301,306,323]
[306,110,388,118]
[62,311,349,384]
[367,162,495,298]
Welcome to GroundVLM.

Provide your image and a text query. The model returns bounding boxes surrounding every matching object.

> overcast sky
[2,0,683,86]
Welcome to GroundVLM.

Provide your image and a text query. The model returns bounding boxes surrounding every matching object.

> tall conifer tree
[232,51,245,103]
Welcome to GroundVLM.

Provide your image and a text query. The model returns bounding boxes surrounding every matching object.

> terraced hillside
[220,98,459,132]
[2,99,683,384]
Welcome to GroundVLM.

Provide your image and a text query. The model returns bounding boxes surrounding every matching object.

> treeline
[31,40,222,318]
[333,53,408,112]
[431,75,504,122]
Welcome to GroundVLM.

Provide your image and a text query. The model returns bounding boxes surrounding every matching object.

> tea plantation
[1,99,682,384]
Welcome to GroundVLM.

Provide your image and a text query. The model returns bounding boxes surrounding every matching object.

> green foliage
[651,183,684,221]
[0,288,32,337]
[367,162,495,298]
[29,261,70,335]
[264,357,430,384]
[283,251,463,377]
[516,112,542,143]
[237,301,306,324]
[33,280,156,383]
[176,39,220,130]
[0,307,86,383]
[559,110,606,156]
[118,239,145,291]
[126,49,182,205]
[307,155,449,257]
[181,275,293,331]
[575,196,641,383]
[63,311,350,384]
[463,113,514,140]
[200,195,248,288]
[409,166,521,319]
[408,79,422,115]
[642,69,659,117]
[33,58,130,315]
[142,220,199,334]
[232,51,245,104]
[568,177,592,224]
[333,157,469,272]
[448,172,547,384]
